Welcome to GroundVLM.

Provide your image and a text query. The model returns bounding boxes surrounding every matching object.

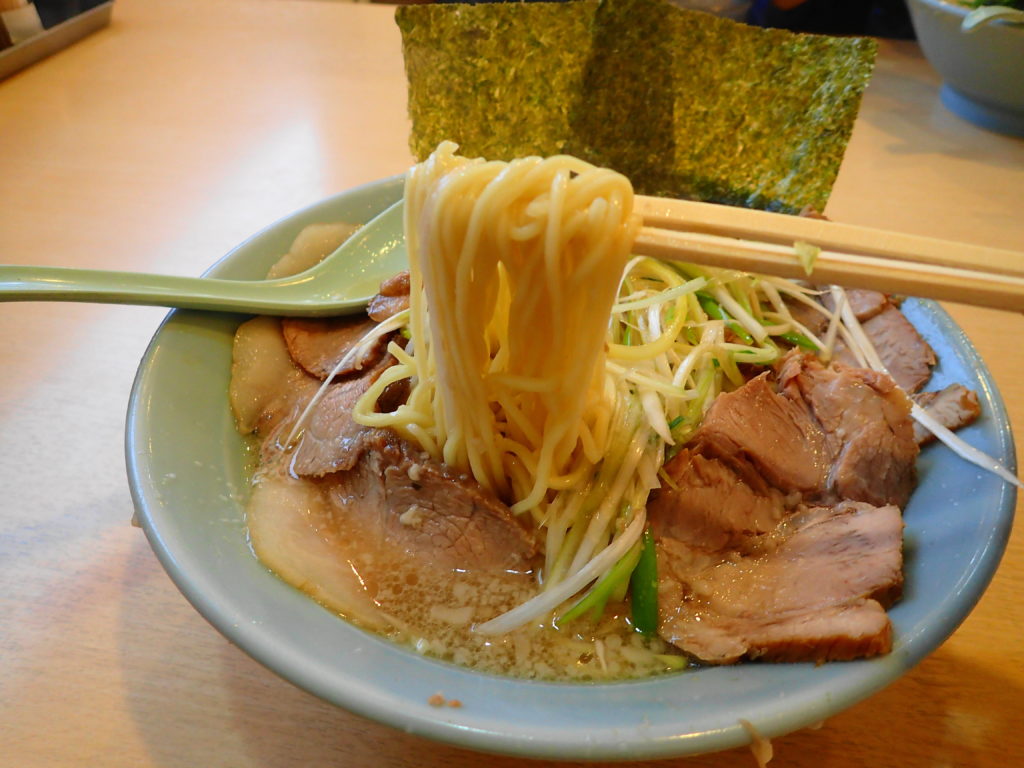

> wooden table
[2,1,1021,765]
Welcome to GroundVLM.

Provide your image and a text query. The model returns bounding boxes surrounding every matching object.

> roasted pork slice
[230,316,321,437]
[247,471,394,632]
[657,501,903,664]
[321,429,537,573]
[648,448,790,551]
[693,372,831,496]
[666,601,893,665]
[281,315,388,380]
[823,288,889,323]
[282,270,411,382]
[291,354,397,477]
[833,304,936,393]
[265,222,362,280]
[693,352,918,507]
[368,270,411,322]
[687,352,917,512]
[778,351,919,507]
[783,289,890,343]
[913,384,982,444]
[787,290,934,393]
[783,297,829,339]
[651,352,915,665]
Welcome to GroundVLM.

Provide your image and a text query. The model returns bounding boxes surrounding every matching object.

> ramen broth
[246,455,679,681]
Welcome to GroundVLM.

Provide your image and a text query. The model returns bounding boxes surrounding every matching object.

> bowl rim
[910,0,1024,27]
[911,0,970,18]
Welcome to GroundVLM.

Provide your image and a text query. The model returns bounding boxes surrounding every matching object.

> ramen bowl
[126,176,1016,761]
[907,0,1024,136]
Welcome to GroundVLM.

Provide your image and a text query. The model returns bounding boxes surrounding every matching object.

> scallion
[629,527,659,636]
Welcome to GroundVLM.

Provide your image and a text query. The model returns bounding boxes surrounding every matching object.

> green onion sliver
[780,330,819,351]
[630,527,659,636]
[697,293,756,345]
[612,277,706,313]
[558,540,643,624]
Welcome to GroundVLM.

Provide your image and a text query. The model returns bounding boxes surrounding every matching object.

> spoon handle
[0,264,374,316]
[0,264,282,312]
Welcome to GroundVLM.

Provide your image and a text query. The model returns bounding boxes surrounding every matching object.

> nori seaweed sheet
[568,0,679,194]
[662,3,878,211]
[396,2,598,162]
[396,0,876,213]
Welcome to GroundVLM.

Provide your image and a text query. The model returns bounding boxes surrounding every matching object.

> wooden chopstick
[632,196,1024,312]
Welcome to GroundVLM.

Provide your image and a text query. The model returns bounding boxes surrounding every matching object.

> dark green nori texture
[396,0,876,213]
[663,4,878,211]
[568,0,680,193]
[396,2,598,162]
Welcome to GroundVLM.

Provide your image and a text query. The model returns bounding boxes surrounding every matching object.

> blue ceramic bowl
[907,0,1024,136]
[126,177,1017,761]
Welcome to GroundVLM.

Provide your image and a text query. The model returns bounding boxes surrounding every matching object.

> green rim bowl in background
[907,0,1024,136]
[126,176,1017,761]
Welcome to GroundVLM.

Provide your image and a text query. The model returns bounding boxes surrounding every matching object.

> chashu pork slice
[692,371,831,497]
[320,429,537,574]
[822,288,890,323]
[693,351,918,508]
[833,303,936,393]
[778,351,919,508]
[367,270,411,322]
[913,384,982,444]
[230,316,321,439]
[281,314,389,380]
[647,448,792,552]
[650,352,916,665]
[657,501,903,664]
[788,289,936,394]
[290,353,402,478]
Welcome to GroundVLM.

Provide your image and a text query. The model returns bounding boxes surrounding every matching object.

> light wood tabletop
[1,1,1022,766]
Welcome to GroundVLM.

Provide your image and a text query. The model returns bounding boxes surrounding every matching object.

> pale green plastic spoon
[0,201,407,317]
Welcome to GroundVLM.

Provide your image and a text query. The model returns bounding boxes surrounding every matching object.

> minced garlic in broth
[247,457,683,682]
[373,563,680,680]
